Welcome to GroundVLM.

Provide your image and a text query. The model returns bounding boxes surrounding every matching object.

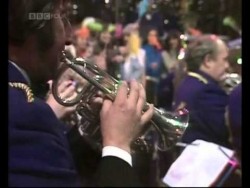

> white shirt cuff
[102,146,132,166]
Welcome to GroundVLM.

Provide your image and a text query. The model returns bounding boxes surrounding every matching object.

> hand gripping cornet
[52,52,189,152]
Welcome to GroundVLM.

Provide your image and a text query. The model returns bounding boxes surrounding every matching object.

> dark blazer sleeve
[8,89,82,187]
[67,123,144,187]
[67,125,102,185]
[94,156,143,187]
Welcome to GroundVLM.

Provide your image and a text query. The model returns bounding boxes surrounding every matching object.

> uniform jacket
[173,70,231,148]
[8,62,141,187]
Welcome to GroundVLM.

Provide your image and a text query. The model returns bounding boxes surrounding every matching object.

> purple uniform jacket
[8,62,83,187]
[8,62,142,187]
[173,70,231,148]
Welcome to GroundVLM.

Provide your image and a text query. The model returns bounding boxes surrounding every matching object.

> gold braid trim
[187,72,208,84]
[9,82,34,103]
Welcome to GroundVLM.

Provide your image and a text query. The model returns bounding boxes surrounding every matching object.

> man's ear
[203,54,213,68]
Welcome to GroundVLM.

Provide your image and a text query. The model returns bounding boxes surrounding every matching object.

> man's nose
[65,37,72,45]
[224,61,231,73]
[225,61,230,69]
[65,31,73,46]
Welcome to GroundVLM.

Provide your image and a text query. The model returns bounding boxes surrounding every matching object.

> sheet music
[162,139,235,187]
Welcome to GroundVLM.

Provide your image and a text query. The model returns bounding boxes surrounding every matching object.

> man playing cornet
[8,0,154,187]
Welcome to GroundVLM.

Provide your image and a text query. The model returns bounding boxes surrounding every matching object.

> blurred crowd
[64,16,241,110]
[62,14,242,186]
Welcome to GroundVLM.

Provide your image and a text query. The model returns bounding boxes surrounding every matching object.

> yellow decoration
[9,82,34,102]
[127,32,141,55]
[187,72,208,84]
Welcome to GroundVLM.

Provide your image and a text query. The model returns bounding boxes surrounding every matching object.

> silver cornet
[221,73,241,94]
[52,51,189,152]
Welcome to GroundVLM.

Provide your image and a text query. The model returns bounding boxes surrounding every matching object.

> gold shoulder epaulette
[187,72,208,84]
[9,82,34,103]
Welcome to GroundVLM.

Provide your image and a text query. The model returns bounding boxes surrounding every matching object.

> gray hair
[185,35,221,72]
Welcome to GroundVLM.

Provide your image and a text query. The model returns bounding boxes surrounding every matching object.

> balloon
[81,17,95,27]
[87,22,104,32]
[138,0,149,18]
[115,24,123,38]
[108,24,115,33]
[75,27,90,39]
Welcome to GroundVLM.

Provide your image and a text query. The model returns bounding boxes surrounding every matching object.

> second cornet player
[8,0,154,187]
[173,34,232,149]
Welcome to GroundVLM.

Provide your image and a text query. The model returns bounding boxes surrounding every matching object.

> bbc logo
[28,13,60,20]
